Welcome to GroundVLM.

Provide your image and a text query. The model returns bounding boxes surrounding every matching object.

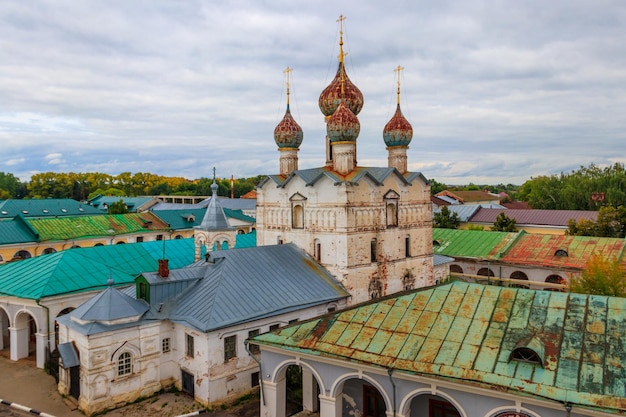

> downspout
[37,300,51,364]
[244,340,266,406]
[387,368,396,417]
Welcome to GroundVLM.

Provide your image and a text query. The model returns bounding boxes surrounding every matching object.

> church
[256,16,433,304]
[55,17,437,415]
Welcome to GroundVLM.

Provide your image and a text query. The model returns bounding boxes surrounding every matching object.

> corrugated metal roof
[0,238,201,299]
[161,243,349,332]
[197,186,234,230]
[73,283,149,321]
[433,205,481,222]
[254,281,626,413]
[88,195,155,212]
[500,234,626,269]
[436,190,501,203]
[0,215,39,244]
[151,197,257,212]
[469,208,598,227]
[0,199,101,219]
[432,228,520,259]
[150,208,254,231]
[27,211,170,241]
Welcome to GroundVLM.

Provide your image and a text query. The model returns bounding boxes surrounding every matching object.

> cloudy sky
[1,1,625,185]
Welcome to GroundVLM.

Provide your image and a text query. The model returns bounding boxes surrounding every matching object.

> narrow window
[369,278,382,299]
[386,202,398,227]
[405,235,411,258]
[370,238,377,262]
[314,239,321,261]
[248,329,260,354]
[224,335,237,362]
[186,334,194,358]
[269,324,280,331]
[293,204,304,229]
[251,371,260,387]
[136,236,144,243]
[156,234,163,241]
[117,352,132,376]
[138,282,149,302]
[162,338,171,353]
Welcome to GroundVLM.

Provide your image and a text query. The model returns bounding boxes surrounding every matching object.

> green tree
[570,254,626,297]
[107,199,129,214]
[429,179,448,195]
[491,212,517,232]
[0,172,23,198]
[433,206,460,229]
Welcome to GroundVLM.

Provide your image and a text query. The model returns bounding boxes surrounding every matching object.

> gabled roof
[262,166,428,188]
[433,205,481,222]
[469,208,598,227]
[500,234,626,269]
[0,199,101,219]
[432,228,521,259]
[143,243,349,333]
[27,211,170,241]
[150,197,257,212]
[254,281,626,413]
[436,190,501,203]
[72,282,149,322]
[0,238,202,299]
[0,214,40,245]
[150,208,255,231]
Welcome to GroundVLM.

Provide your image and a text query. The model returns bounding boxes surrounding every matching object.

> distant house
[432,228,626,288]
[466,207,598,234]
[88,195,162,213]
[56,244,349,415]
[435,190,502,205]
[0,198,102,220]
[253,281,626,417]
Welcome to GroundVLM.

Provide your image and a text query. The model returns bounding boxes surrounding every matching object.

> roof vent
[433,240,440,246]
[554,249,568,257]
[61,208,67,213]
[22,210,28,214]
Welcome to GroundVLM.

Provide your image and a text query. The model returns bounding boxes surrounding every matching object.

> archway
[0,307,9,353]
[450,265,463,274]
[274,361,323,417]
[404,392,463,417]
[339,378,388,417]
[477,267,494,277]
[546,274,566,291]
[13,311,37,361]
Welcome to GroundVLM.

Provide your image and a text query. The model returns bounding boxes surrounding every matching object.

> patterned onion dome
[274,104,304,148]
[318,63,364,117]
[383,104,413,147]
[326,100,360,143]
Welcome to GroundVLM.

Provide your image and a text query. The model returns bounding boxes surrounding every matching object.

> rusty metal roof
[500,233,626,269]
[469,208,598,227]
[254,281,626,413]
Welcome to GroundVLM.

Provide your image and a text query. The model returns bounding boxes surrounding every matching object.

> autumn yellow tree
[570,253,626,297]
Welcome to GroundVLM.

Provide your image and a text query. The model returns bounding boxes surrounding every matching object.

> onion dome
[383,104,413,147]
[274,104,304,148]
[318,62,364,117]
[326,100,360,143]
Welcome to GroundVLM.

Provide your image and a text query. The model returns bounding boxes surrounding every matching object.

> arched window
[369,278,382,300]
[384,189,400,228]
[405,235,411,258]
[450,265,463,274]
[402,270,415,291]
[42,247,56,255]
[477,267,494,277]
[554,249,568,257]
[175,234,183,239]
[12,250,31,260]
[292,204,304,229]
[546,274,566,291]
[117,352,132,376]
[314,239,321,261]
[370,238,377,262]
[510,271,529,288]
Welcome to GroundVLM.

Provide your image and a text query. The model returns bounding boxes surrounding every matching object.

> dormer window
[555,249,568,256]
[510,336,544,367]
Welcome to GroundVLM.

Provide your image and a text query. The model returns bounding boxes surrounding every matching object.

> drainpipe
[387,368,396,417]
[37,300,51,365]
[244,340,266,406]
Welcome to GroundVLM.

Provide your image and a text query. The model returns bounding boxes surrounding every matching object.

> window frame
[224,335,237,362]
[117,352,132,377]
[186,333,195,358]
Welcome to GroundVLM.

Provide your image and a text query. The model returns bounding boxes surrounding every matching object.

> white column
[319,394,342,417]
[302,368,319,412]
[261,379,286,417]
[9,326,28,361]
[36,332,46,368]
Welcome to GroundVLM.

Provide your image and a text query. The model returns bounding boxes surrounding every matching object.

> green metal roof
[432,228,521,259]
[0,199,101,219]
[254,281,626,413]
[27,212,170,241]
[0,215,39,244]
[0,238,202,299]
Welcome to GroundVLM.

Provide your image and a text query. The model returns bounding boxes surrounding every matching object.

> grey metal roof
[433,204,481,222]
[263,166,428,188]
[166,244,349,332]
[433,254,454,266]
[196,182,234,230]
[150,197,257,212]
[58,342,80,368]
[72,282,149,322]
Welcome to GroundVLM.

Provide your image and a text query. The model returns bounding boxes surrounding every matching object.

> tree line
[0,171,265,200]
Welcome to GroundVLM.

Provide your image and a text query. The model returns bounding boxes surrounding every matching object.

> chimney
[158,259,169,278]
